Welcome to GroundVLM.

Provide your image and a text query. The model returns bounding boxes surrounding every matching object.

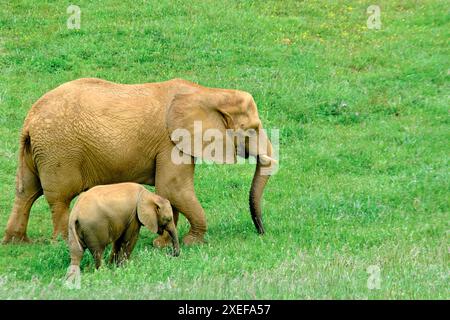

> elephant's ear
[137,192,158,233]
[166,93,236,164]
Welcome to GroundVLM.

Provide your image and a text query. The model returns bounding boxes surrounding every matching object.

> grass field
[0,0,448,299]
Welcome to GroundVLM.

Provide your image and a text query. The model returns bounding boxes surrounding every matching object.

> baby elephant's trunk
[166,221,180,256]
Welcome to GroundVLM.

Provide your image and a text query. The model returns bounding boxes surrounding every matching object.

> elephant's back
[27,78,163,120]
[25,77,180,132]
[27,77,167,147]
[25,78,168,185]
[72,183,142,223]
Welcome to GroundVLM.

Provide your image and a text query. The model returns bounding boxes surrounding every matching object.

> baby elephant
[66,183,179,279]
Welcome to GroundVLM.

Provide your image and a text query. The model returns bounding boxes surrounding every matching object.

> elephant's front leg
[177,198,207,245]
[167,191,206,245]
[155,152,206,246]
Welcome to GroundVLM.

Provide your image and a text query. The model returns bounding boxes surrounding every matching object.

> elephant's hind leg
[92,248,105,269]
[68,228,85,267]
[83,232,106,269]
[50,201,71,241]
[109,240,122,265]
[3,163,42,243]
[44,193,71,241]
[40,167,83,241]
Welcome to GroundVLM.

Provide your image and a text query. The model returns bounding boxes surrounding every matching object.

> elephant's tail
[17,130,30,193]
[69,219,84,252]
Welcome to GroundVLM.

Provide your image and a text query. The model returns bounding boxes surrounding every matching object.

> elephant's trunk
[167,222,180,256]
[249,137,275,235]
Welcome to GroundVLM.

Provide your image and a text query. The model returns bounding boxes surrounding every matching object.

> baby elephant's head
[137,192,180,256]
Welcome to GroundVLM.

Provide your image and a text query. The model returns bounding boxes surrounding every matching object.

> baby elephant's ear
[137,192,158,233]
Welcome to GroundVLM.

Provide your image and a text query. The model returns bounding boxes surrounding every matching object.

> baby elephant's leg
[68,230,85,267]
[109,240,122,265]
[82,226,107,269]
[118,231,139,263]
[64,264,82,289]
[65,224,85,289]
[86,241,106,269]
[109,233,132,266]
[92,247,106,269]
[65,240,84,289]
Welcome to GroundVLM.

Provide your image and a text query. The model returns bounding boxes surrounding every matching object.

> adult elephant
[3,78,276,245]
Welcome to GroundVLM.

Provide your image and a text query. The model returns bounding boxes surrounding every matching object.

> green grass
[0,0,448,299]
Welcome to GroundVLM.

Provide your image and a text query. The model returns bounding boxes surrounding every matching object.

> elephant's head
[137,192,180,256]
[166,86,276,234]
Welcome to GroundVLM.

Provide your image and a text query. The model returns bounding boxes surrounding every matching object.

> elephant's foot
[182,232,205,246]
[2,232,30,244]
[153,233,172,248]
